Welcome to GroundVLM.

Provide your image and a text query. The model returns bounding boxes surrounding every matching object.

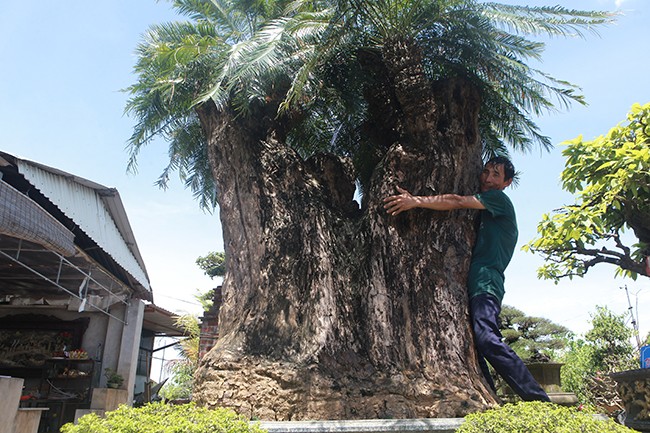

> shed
[0,150,181,432]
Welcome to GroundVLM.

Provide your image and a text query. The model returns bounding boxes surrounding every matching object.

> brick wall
[199,286,222,360]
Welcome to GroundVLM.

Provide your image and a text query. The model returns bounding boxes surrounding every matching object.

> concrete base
[0,377,47,433]
[258,418,465,433]
[548,392,579,406]
[90,388,129,411]
[624,419,650,433]
[257,414,617,433]
[71,388,128,426]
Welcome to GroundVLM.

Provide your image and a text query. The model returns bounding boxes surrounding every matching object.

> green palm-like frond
[197,17,293,110]
[126,0,616,207]
[172,314,200,364]
[171,0,265,41]
[196,4,338,114]
[481,3,616,38]
[412,2,598,153]
[125,20,224,206]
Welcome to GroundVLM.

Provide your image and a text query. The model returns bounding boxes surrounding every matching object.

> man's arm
[383,186,485,216]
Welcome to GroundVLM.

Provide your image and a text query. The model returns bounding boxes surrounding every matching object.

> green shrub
[457,402,634,433]
[60,402,267,433]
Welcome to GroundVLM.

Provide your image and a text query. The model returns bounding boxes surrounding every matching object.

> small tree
[161,249,224,400]
[195,252,226,280]
[526,103,650,281]
[585,306,636,373]
[560,338,594,404]
[493,306,570,400]
[194,252,226,312]
[559,305,637,411]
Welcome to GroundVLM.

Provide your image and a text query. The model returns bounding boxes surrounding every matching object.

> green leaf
[528,102,650,281]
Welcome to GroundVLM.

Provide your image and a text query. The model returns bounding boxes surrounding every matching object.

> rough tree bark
[193,41,496,420]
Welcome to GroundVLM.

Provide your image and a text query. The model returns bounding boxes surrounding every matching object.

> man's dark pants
[470,294,550,402]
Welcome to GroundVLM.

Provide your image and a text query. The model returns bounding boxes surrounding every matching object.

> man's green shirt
[467,189,518,305]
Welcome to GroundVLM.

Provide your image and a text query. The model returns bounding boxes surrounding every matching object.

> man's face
[479,163,512,192]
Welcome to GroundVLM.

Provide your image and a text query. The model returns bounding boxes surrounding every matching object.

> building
[0,150,183,432]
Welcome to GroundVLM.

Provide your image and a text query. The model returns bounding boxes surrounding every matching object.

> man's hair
[486,156,515,181]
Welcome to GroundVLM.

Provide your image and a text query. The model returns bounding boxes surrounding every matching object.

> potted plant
[104,368,124,389]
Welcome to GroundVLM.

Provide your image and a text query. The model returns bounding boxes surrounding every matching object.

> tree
[498,305,570,362]
[560,306,637,410]
[196,251,226,279]
[526,102,650,281]
[560,338,594,404]
[491,306,569,401]
[126,0,613,419]
[585,306,636,373]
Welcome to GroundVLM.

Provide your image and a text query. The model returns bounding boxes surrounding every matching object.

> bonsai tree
[499,305,570,362]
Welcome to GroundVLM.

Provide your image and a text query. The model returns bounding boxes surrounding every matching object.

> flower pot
[526,362,578,406]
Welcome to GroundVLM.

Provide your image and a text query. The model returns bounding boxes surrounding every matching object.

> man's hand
[384,187,485,214]
[383,187,419,216]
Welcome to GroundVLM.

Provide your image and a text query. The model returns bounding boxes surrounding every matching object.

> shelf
[50,376,92,380]
[41,359,95,405]
[48,358,93,363]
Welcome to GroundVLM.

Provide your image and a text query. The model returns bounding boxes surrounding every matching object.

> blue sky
[500,0,650,338]
[1,0,648,339]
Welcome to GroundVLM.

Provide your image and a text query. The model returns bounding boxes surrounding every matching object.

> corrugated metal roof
[15,159,151,294]
[143,304,186,336]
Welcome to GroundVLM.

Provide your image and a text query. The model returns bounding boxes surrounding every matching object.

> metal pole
[622,285,643,350]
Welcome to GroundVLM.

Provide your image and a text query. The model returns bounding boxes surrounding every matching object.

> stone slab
[0,377,23,433]
[257,418,465,433]
[13,408,48,433]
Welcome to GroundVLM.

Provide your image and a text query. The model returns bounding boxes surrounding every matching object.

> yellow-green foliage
[525,102,650,281]
[458,402,635,433]
[60,402,267,433]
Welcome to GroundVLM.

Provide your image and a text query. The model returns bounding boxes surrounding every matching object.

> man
[383,156,550,402]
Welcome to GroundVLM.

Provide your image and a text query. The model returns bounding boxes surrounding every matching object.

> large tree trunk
[193,41,495,419]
